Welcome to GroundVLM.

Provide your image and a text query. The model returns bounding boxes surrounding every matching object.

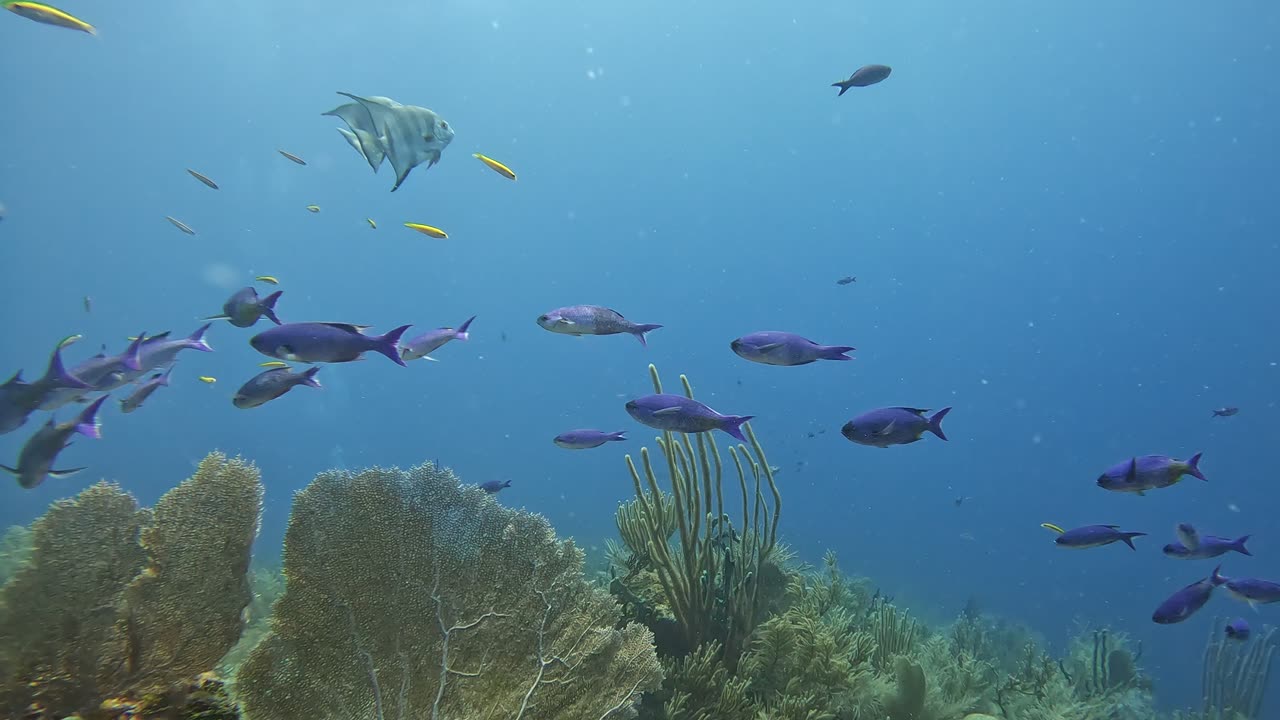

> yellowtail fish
[258,361,289,368]
[366,218,377,229]
[58,334,83,349]
[404,222,448,239]
[255,275,280,285]
[472,153,517,181]
[186,168,219,190]
[165,216,196,235]
[3,0,95,34]
[278,150,307,165]
[306,205,320,213]
[1040,522,1065,535]
[198,376,217,384]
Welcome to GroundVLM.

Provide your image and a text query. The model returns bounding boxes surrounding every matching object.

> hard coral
[235,461,663,720]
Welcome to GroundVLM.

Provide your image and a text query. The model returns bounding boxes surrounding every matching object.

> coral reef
[235,461,663,720]
[216,564,284,678]
[0,525,32,585]
[0,452,263,719]
[1170,616,1279,720]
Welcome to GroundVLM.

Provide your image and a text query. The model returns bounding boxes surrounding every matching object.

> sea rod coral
[235,461,663,720]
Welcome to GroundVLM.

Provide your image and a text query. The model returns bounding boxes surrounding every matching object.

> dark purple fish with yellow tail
[554,429,627,450]
[401,315,474,362]
[1225,618,1251,641]
[537,305,662,346]
[207,287,283,328]
[841,407,950,448]
[120,366,173,414]
[479,479,511,494]
[250,322,410,366]
[1052,524,1146,551]
[730,331,855,366]
[832,64,892,96]
[1152,573,1217,624]
[1096,452,1205,495]
[1,395,107,489]
[1212,567,1280,606]
[626,394,753,442]
[233,366,322,409]
[2,342,94,430]
[1211,407,1239,418]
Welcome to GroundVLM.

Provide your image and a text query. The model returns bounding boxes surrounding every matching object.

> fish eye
[538,314,548,322]
[441,121,449,129]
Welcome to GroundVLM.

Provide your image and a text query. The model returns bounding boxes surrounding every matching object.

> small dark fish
[1225,618,1251,641]
[625,394,753,442]
[479,479,511,494]
[954,496,971,507]
[278,150,307,165]
[165,216,196,235]
[82,295,92,314]
[1163,534,1251,560]
[832,64,892,96]
[841,407,950,448]
[207,287,283,328]
[120,367,173,414]
[232,366,322,409]
[1212,567,1280,605]
[401,315,474,362]
[250,322,410,366]
[1054,524,1146,551]
[553,429,627,450]
[1152,575,1217,624]
[836,276,857,285]
[500,330,508,342]
[730,331,854,366]
[1212,407,1239,418]
[186,168,220,190]
[1096,453,1205,495]
[536,305,662,346]
[0,395,107,489]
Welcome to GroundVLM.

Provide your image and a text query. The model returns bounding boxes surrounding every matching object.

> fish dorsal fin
[1125,457,1138,482]
[2,371,23,387]
[318,322,371,334]
[892,407,931,416]
[147,331,173,342]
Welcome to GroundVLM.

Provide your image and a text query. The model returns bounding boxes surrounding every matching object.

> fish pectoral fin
[756,342,784,352]
[48,467,86,478]
[422,355,440,362]
[558,318,578,326]
[873,421,896,437]
[204,314,230,321]
[1136,489,1146,497]
[0,464,18,476]
[652,407,683,416]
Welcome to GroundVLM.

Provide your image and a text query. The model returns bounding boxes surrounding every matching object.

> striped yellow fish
[306,205,320,213]
[258,361,289,368]
[3,0,95,35]
[198,376,217,384]
[278,150,307,165]
[186,168,219,190]
[404,222,448,239]
[255,275,280,285]
[366,218,377,229]
[1040,523,1065,535]
[165,216,196,235]
[57,334,83,349]
[473,153,517,181]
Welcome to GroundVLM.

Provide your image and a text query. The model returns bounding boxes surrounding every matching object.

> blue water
[2,0,1278,713]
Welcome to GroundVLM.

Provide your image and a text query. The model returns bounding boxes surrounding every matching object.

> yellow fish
[165,216,196,235]
[3,0,95,34]
[186,168,219,190]
[473,153,517,181]
[1040,523,1065,535]
[255,275,280,285]
[258,361,289,368]
[278,150,307,165]
[306,205,321,213]
[366,218,377,229]
[198,376,217,384]
[58,334,83,349]
[404,222,448,239]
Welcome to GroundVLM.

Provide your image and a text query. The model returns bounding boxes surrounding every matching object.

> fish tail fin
[455,315,476,341]
[609,431,628,442]
[75,395,108,440]
[1234,535,1253,556]
[502,479,512,489]
[1122,532,1147,550]
[301,366,323,389]
[186,323,214,352]
[48,467,86,479]
[158,365,175,386]
[833,82,850,96]
[374,325,412,367]
[1186,451,1206,481]
[632,323,663,346]
[927,407,952,441]
[821,345,856,361]
[260,291,284,325]
[44,344,92,390]
[721,415,754,443]
[1211,565,1227,586]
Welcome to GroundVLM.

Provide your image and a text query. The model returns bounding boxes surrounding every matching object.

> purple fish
[4,342,94,426]
[250,322,410,366]
[1212,567,1280,606]
[536,305,662,346]
[479,479,511,494]
[1096,452,1205,495]
[233,367,322,409]
[1211,407,1239,418]
[554,429,627,450]
[1152,575,1217,624]
[1226,618,1251,640]
[1054,524,1146,550]
[208,287,283,328]
[730,331,855,366]
[120,366,174,414]
[625,394,753,442]
[831,64,892,96]
[1163,534,1251,560]
[841,407,950,448]
[39,335,145,410]
[0,395,108,489]
[401,315,474,362]
[123,324,214,382]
